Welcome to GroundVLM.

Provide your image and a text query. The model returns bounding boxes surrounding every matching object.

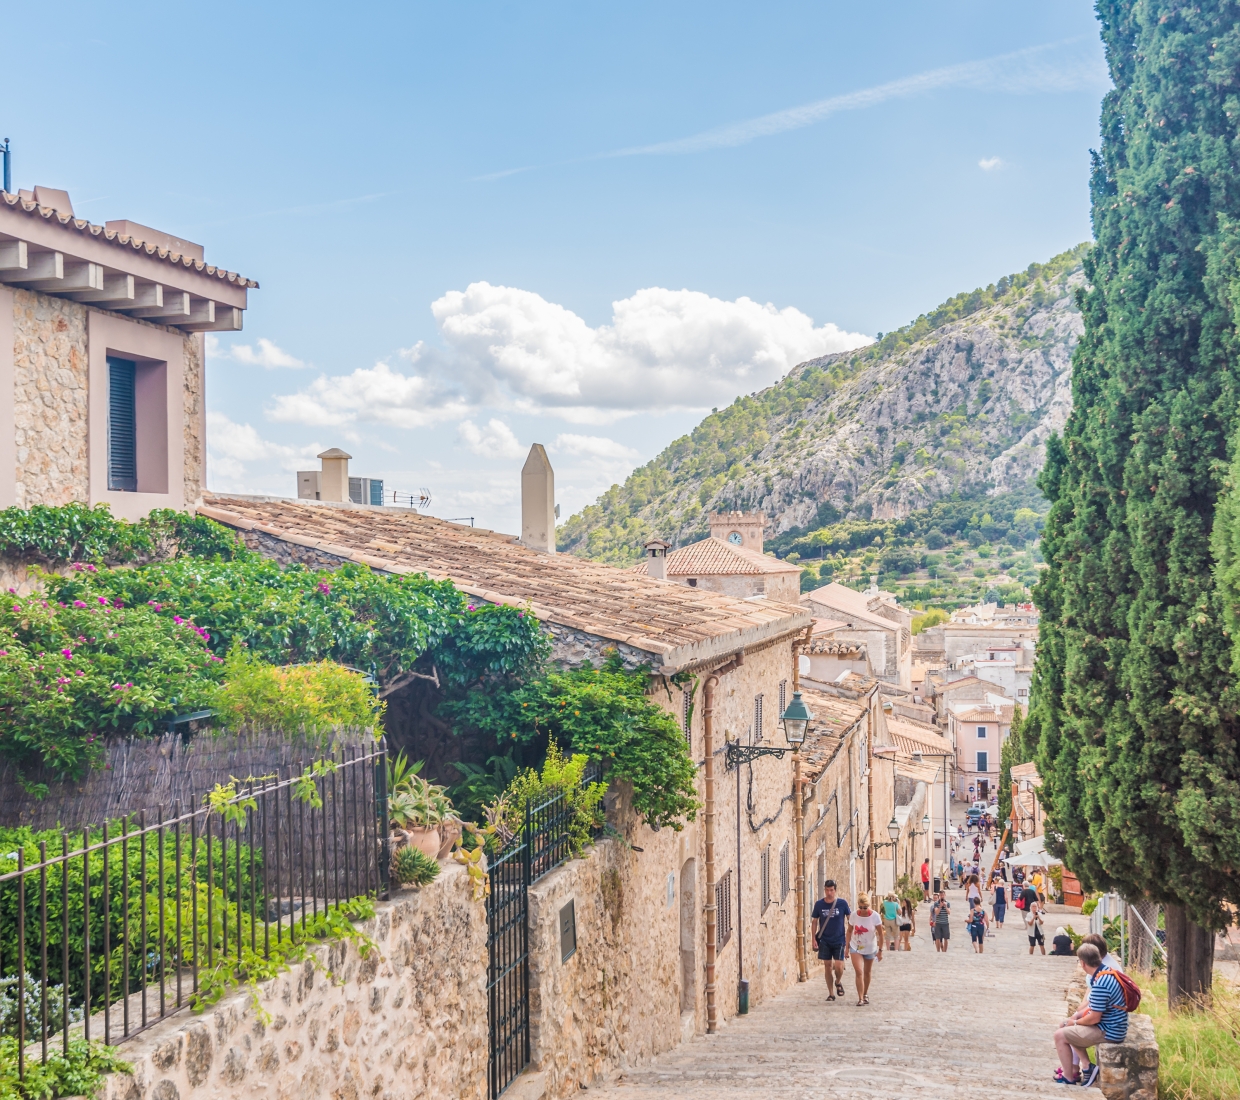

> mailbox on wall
[559,900,576,962]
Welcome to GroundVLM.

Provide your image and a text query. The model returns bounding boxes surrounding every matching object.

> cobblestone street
[589,889,1101,1100]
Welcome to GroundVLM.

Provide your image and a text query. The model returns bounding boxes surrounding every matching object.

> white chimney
[318,448,352,502]
[645,539,671,580]
[521,444,556,553]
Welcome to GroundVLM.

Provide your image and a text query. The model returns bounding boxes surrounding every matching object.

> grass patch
[1142,977,1240,1099]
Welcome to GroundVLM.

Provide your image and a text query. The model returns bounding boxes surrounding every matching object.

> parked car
[966,806,985,826]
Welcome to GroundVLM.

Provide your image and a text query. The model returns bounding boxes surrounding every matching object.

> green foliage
[0,587,223,778]
[388,768,455,829]
[212,650,383,734]
[911,608,949,635]
[46,557,545,698]
[1144,976,1240,1100]
[1031,0,1240,925]
[391,845,441,887]
[998,704,1029,824]
[0,822,260,1014]
[0,503,243,565]
[0,1036,130,1100]
[448,755,518,823]
[449,656,700,831]
[496,744,606,855]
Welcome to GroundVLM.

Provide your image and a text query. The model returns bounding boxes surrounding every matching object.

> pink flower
[73,601,87,609]
[317,581,331,594]
[467,604,476,612]
[147,601,162,611]
[0,650,6,656]
[96,597,109,606]
[61,648,72,659]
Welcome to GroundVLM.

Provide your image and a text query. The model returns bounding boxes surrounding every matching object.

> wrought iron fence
[0,740,388,1079]
[487,763,606,1098]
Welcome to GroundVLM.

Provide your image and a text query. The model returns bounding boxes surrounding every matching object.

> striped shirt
[1088,971,1129,1042]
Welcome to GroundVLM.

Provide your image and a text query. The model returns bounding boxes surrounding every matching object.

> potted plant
[387,753,457,859]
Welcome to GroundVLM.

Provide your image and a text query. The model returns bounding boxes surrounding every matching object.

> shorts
[882,918,899,941]
[1028,925,1045,946]
[969,924,985,943]
[934,925,949,940]
[1058,1023,1106,1050]
[852,951,878,962]
[817,940,845,961]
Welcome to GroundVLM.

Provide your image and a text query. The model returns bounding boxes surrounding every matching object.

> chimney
[318,448,352,502]
[644,539,671,580]
[521,444,556,553]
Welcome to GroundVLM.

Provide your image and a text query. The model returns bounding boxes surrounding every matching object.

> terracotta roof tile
[0,191,258,288]
[662,537,800,577]
[200,495,810,672]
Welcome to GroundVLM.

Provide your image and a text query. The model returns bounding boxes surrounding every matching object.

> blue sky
[5,1,1106,533]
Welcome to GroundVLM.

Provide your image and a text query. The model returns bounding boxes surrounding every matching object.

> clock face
[728,532,743,545]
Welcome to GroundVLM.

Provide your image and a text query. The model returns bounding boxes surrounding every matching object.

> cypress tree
[1029,1,1240,1004]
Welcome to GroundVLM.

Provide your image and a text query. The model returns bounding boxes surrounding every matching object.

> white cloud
[269,360,471,429]
[978,156,1004,171]
[205,412,321,489]
[267,282,870,430]
[207,335,306,369]
[458,418,525,460]
[552,433,639,461]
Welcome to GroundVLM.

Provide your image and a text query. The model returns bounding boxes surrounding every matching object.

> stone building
[802,580,913,688]
[637,510,801,604]
[0,185,256,518]
[197,473,901,1091]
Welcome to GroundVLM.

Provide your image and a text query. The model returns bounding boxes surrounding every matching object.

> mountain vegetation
[560,244,1089,568]
[1029,0,1240,1006]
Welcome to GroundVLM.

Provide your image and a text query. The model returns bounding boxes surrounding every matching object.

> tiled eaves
[0,192,259,288]
[198,495,812,674]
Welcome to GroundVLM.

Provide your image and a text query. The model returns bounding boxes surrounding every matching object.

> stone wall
[13,289,89,507]
[100,862,488,1100]
[8,289,202,510]
[525,839,675,1096]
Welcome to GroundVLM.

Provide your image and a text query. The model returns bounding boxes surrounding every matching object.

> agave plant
[388,771,456,829]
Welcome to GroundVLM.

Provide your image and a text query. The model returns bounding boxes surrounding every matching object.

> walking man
[921,857,931,900]
[811,880,850,1002]
[931,891,951,952]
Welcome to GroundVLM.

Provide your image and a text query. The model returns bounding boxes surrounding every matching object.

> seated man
[1052,942,1129,1087]
[1050,927,1075,956]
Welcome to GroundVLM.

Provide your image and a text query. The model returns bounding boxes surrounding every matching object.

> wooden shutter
[107,357,137,492]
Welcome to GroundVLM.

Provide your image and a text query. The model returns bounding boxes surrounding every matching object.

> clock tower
[708,510,766,553]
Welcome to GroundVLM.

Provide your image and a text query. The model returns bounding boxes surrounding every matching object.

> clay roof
[0,191,258,288]
[804,582,897,631]
[935,675,987,694]
[886,718,954,758]
[199,495,810,673]
[798,687,868,781]
[629,537,800,577]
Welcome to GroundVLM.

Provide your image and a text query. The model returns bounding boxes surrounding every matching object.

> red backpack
[1098,968,1142,1012]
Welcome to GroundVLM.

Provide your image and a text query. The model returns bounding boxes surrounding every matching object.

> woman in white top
[848,892,885,1006]
[966,874,982,906]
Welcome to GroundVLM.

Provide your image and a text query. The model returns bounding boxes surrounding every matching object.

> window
[753,694,764,743]
[107,357,137,492]
[761,846,771,913]
[716,871,733,948]
[682,688,692,746]
[779,841,790,904]
[976,725,988,738]
[977,751,989,774]
[778,679,787,716]
[687,578,698,587]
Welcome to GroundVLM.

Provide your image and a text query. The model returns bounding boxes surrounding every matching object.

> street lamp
[725,691,814,767]
[873,813,901,851]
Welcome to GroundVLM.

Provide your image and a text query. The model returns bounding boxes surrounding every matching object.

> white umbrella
[1003,849,1062,868]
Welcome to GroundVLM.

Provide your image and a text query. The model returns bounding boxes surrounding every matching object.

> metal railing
[0,740,388,1078]
[487,762,606,1098]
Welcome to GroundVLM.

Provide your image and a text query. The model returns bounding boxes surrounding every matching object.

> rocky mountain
[559,245,1088,565]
